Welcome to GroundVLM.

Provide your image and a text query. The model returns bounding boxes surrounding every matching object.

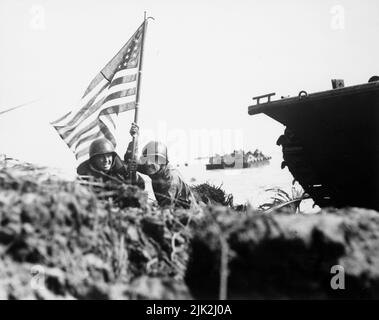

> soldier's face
[92,153,113,172]
[144,158,160,175]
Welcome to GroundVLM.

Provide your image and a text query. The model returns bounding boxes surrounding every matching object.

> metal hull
[248,82,379,210]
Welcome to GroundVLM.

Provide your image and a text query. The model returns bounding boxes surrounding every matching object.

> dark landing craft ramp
[248,81,379,210]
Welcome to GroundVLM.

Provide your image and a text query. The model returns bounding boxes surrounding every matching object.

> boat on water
[248,77,379,211]
[205,149,271,170]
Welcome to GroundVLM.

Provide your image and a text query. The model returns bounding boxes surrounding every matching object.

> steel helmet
[141,141,168,164]
[89,138,116,159]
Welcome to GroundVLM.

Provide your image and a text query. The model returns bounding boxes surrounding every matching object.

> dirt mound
[185,207,379,299]
[0,167,196,299]
[2,160,379,299]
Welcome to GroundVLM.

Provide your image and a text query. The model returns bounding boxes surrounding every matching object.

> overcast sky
[0,0,378,173]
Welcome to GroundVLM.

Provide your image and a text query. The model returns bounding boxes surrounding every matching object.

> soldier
[136,141,198,209]
[77,124,145,189]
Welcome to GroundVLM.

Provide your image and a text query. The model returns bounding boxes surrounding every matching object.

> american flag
[51,22,145,163]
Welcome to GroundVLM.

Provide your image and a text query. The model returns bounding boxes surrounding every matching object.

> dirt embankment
[1,160,379,299]
[186,207,379,299]
[0,166,194,299]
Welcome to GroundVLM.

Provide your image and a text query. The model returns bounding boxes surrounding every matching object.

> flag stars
[116,34,141,70]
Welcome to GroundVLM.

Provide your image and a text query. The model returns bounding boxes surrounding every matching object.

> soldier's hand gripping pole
[129,122,139,185]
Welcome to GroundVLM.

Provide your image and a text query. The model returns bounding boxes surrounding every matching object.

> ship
[248,77,379,211]
[205,149,271,170]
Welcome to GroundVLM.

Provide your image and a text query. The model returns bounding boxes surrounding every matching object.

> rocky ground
[1,158,379,299]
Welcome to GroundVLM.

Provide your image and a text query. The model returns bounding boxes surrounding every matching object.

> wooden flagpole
[130,12,153,184]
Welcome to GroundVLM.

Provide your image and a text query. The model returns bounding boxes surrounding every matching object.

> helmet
[141,141,168,164]
[368,75,379,83]
[89,138,116,159]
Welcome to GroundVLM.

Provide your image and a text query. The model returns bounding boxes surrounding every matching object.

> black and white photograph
[0,0,379,304]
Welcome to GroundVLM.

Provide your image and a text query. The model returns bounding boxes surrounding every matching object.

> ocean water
[178,151,320,213]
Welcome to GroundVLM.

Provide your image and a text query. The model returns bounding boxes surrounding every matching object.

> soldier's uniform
[149,164,198,209]
[139,141,198,209]
[77,138,145,189]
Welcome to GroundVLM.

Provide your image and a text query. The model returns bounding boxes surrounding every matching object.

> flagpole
[130,12,153,184]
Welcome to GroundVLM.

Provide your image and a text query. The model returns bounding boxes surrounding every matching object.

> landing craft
[205,150,271,170]
[248,77,379,211]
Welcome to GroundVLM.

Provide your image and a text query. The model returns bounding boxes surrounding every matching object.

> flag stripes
[51,22,145,163]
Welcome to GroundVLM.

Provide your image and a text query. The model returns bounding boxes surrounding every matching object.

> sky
[0,0,378,174]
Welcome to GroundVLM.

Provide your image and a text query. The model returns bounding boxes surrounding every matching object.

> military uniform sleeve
[124,141,138,162]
